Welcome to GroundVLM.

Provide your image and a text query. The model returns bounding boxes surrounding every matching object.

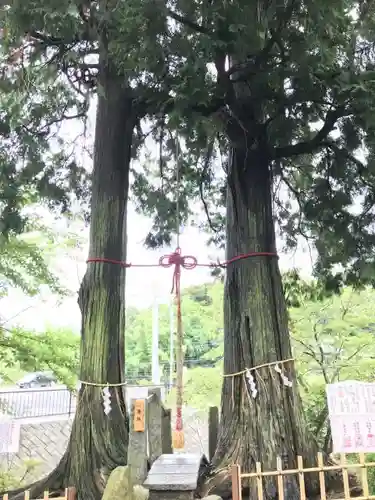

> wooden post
[162,407,173,453]
[66,487,77,500]
[231,464,242,500]
[208,406,219,461]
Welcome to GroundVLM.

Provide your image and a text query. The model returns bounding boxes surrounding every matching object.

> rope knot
[159,248,198,271]
[166,248,184,267]
[159,248,197,294]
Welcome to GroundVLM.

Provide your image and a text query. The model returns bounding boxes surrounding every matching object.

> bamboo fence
[232,452,375,500]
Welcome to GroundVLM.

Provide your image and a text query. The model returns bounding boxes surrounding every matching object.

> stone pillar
[147,388,163,465]
[128,398,148,484]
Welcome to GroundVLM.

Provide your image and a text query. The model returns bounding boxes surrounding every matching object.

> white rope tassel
[102,386,112,415]
[274,364,293,387]
[246,369,258,399]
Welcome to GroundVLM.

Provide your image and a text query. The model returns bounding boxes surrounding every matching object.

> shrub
[0,459,42,493]
[0,469,20,492]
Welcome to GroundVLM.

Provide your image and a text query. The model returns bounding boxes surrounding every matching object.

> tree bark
[3,66,135,500]
[212,143,318,499]
[67,68,134,499]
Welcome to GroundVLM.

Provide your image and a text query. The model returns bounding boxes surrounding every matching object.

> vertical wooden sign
[133,399,145,432]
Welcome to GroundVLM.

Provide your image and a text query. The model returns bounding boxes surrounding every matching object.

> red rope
[86,250,278,271]
[158,247,198,294]
[86,249,278,313]
[176,407,183,431]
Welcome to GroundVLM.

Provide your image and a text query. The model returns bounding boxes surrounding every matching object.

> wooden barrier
[231,453,375,500]
[1,486,76,500]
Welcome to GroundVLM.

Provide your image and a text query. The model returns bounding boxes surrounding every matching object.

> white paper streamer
[102,386,112,415]
[246,369,258,399]
[274,364,292,387]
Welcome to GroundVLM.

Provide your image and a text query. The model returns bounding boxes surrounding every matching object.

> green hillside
[127,282,375,447]
[126,281,375,381]
[125,281,224,380]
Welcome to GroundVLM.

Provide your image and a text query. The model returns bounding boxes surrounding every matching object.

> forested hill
[125,281,224,381]
[3,279,375,400]
[125,280,375,385]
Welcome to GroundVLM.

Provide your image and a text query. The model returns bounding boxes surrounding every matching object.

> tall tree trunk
[67,69,133,499]
[5,67,135,500]
[212,143,317,499]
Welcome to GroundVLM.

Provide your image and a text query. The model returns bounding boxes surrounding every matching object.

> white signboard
[0,415,20,454]
[326,381,375,453]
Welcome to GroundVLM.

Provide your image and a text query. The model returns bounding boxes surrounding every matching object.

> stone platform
[144,453,206,500]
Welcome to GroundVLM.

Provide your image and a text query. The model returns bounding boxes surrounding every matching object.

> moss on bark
[2,63,135,500]
[210,144,318,500]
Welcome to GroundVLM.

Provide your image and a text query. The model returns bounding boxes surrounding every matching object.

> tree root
[196,463,231,500]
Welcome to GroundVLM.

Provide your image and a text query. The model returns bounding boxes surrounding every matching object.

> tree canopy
[130,0,375,292]
[2,0,375,287]
[2,0,375,497]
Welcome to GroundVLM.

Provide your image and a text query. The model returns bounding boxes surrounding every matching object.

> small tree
[291,288,375,451]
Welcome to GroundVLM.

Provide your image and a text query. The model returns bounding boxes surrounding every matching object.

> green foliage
[290,288,375,449]
[0,0,176,239]
[0,210,87,299]
[125,281,223,379]
[125,280,375,433]
[166,365,222,409]
[0,216,83,385]
[5,0,375,300]
[0,3,90,238]
[0,470,19,491]
[365,454,375,494]
[123,274,337,381]
[0,232,64,296]
[283,270,338,307]
[0,327,79,387]
[126,0,375,295]
[144,282,375,454]
[0,459,41,490]
[1,276,374,454]
[291,288,375,384]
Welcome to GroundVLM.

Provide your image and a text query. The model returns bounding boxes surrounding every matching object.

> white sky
[0,100,316,333]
